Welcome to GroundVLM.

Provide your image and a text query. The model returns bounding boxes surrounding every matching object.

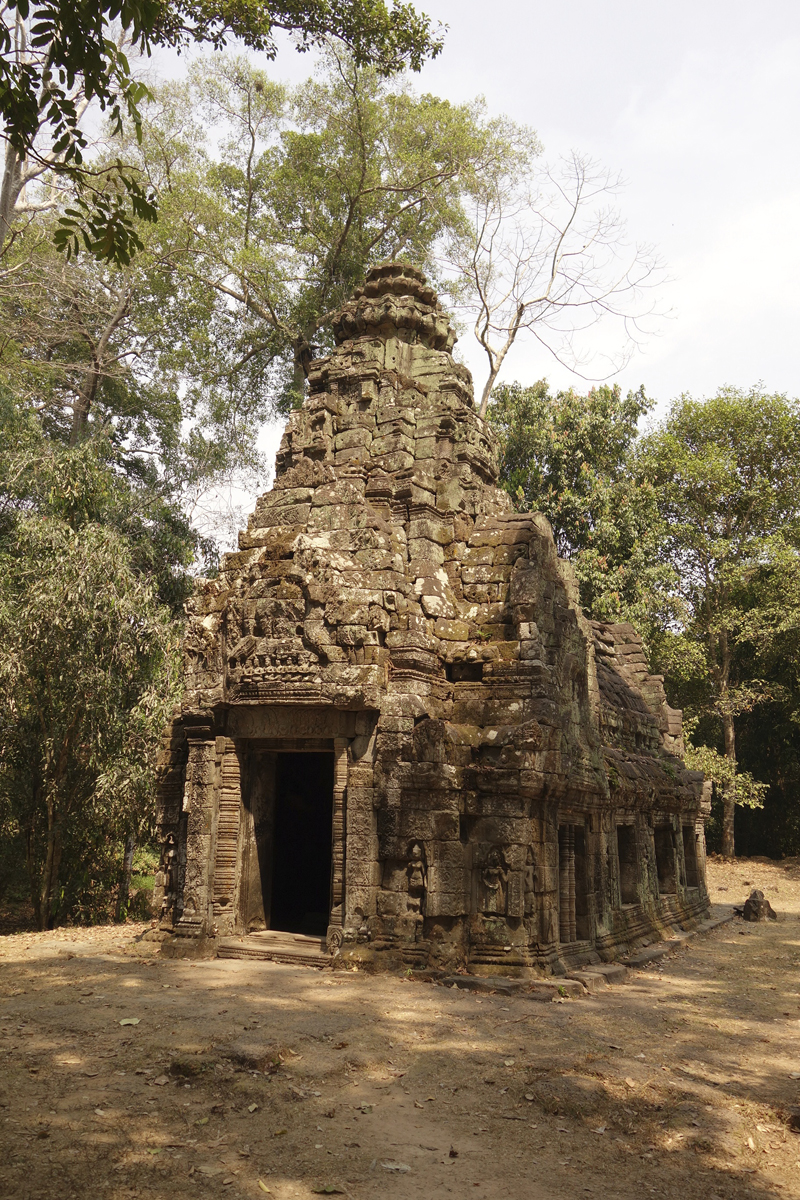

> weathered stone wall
[154,262,709,972]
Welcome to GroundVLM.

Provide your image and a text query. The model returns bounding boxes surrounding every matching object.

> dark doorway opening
[271,752,333,936]
[239,749,333,937]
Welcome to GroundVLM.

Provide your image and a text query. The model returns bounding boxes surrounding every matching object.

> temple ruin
[153,262,711,974]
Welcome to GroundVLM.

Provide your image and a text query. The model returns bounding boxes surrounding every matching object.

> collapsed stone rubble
[153,262,710,974]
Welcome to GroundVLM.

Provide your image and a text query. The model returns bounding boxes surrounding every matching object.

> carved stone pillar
[174,715,216,940]
[559,824,577,943]
[212,739,242,937]
[327,737,348,952]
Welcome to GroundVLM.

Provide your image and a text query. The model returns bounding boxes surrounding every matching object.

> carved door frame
[210,734,348,944]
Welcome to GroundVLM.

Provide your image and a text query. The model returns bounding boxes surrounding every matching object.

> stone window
[682,825,699,888]
[653,825,677,894]
[559,823,590,942]
[446,661,484,683]
[616,824,639,905]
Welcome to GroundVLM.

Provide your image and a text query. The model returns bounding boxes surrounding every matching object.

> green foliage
[638,387,800,853]
[127,51,518,416]
[0,389,204,611]
[487,379,676,628]
[0,198,252,555]
[0,507,181,928]
[682,722,767,810]
[489,380,800,855]
[1,0,443,264]
[639,388,800,714]
[0,391,186,925]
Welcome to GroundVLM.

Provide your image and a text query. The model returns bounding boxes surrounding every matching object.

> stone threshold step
[218,934,331,966]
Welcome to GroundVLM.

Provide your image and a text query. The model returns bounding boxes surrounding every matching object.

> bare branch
[440,150,666,416]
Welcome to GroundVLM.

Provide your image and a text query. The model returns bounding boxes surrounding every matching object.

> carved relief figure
[524,846,538,916]
[407,842,427,914]
[156,834,178,921]
[542,903,558,945]
[480,846,508,915]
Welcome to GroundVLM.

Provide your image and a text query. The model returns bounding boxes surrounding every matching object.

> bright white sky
[158,1,800,535]
[412,0,800,407]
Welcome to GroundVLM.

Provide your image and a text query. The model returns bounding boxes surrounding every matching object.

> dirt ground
[1,856,799,1200]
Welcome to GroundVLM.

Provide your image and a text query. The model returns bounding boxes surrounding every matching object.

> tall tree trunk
[115,835,136,921]
[25,826,42,931]
[290,332,315,406]
[0,144,23,255]
[37,812,62,930]
[721,712,736,859]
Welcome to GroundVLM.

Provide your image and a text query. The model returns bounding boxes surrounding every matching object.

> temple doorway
[239,748,334,937]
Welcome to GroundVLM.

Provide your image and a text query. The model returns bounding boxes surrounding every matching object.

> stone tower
[154,262,710,973]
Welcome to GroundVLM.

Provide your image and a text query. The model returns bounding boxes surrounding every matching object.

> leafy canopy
[487,378,675,627]
[0,506,180,927]
[636,386,800,854]
[127,51,519,415]
[1,0,443,263]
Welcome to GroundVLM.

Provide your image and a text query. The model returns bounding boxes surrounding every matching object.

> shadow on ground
[0,857,798,1200]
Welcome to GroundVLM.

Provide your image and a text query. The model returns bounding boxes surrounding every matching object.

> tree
[443,151,663,416]
[1,51,526,555]
[128,50,516,412]
[1,0,443,263]
[0,499,180,928]
[638,387,800,858]
[0,151,277,550]
[487,378,676,628]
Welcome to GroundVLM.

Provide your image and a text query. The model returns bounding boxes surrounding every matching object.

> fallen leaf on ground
[257,1182,271,1194]
[119,1018,140,1026]
[382,1162,411,1172]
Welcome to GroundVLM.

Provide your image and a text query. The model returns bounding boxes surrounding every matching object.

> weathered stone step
[438,974,586,1000]
[218,931,331,967]
[619,905,736,968]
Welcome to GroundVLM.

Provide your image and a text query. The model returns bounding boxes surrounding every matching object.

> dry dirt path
[1,856,799,1200]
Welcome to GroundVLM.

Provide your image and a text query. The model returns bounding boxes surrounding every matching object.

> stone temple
[154,262,710,973]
